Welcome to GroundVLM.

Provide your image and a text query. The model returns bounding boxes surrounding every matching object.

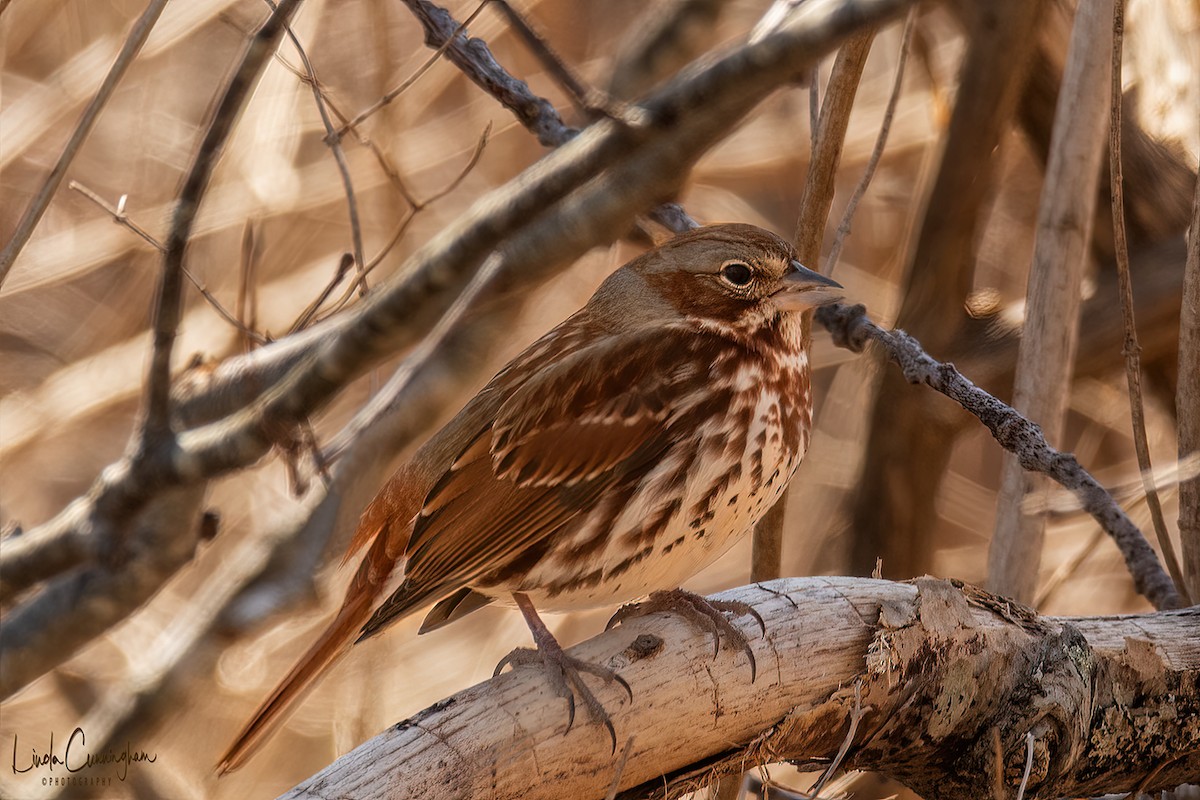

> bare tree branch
[850,0,1043,578]
[67,180,269,345]
[753,28,876,583]
[0,0,169,286]
[990,0,1113,602]
[0,486,207,699]
[336,0,490,137]
[817,302,1183,611]
[1181,155,1200,602]
[276,578,1199,800]
[401,0,575,147]
[1107,0,1189,603]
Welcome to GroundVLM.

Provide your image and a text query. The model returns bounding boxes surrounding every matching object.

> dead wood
[849,0,1043,578]
[278,577,1200,800]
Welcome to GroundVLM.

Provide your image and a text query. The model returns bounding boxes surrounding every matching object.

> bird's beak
[771,260,843,312]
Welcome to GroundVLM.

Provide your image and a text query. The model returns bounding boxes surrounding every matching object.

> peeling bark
[276,578,1199,800]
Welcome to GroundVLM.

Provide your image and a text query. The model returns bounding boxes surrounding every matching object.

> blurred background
[1,0,1197,797]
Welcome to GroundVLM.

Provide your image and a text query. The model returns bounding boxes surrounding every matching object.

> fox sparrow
[218,223,841,773]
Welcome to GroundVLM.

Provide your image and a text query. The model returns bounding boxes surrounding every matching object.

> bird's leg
[494,592,631,751]
[606,588,765,681]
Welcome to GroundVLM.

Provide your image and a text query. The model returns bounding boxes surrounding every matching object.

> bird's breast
[484,342,813,612]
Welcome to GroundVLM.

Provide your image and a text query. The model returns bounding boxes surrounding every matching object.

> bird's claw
[607,588,763,681]
[494,644,629,752]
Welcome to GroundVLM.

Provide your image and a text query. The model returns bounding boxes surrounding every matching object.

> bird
[217,223,842,773]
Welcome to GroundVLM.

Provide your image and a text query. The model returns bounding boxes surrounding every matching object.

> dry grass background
[1,0,1197,798]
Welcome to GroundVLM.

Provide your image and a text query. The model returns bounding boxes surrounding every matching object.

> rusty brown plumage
[217,223,841,774]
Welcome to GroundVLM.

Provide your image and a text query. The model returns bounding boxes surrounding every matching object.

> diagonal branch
[399,0,697,234]
[0,0,170,286]
[816,302,1183,611]
[401,0,574,147]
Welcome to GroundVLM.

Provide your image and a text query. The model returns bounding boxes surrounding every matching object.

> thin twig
[336,0,490,137]
[302,124,492,327]
[815,302,1183,611]
[141,0,304,446]
[825,8,916,275]
[68,181,164,250]
[1107,0,1190,604]
[604,736,637,800]
[289,254,356,334]
[269,0,369,297]
[236,220,261,353]
[69,181,268,345]
[491,1,633,124]
[0,0,170,286]
[491,1,590,110]
[179,267,271,347]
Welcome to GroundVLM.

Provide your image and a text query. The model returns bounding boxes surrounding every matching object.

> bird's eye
[720,262,753,287]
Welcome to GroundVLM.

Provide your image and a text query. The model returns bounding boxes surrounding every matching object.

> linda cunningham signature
[12,728,157,782]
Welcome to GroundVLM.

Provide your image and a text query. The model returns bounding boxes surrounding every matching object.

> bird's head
[589,223,843,334]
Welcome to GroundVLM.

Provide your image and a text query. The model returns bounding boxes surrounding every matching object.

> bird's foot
[500,592,631,752]
[606,588,764,681]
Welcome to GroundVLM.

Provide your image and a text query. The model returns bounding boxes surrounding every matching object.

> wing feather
[366,324,710,633]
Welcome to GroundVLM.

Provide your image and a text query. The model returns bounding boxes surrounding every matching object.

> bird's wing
[358,326,707,638]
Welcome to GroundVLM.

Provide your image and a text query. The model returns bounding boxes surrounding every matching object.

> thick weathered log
[277,577,1199,800]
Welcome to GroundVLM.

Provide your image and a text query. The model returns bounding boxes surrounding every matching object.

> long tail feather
[218,474,421,774]
[216,589,373,775]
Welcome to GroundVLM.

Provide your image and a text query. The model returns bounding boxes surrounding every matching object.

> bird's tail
[216,587,373,775]
[217,483,408,777]
[217,473,425,775]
